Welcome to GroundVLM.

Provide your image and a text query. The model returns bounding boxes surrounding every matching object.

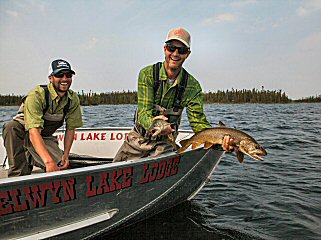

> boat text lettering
[55,131,128,142]
[0,178,76,216]
[0,157,181,216]
[140,157,180,184]
[86,167,133,197]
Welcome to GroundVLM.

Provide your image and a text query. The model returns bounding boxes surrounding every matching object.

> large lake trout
[177,125,267,163]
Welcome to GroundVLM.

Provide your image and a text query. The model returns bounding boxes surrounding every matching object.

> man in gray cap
[113,27,233,162]
[2,59,83,177]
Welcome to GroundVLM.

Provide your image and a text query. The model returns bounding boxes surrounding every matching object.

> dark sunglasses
[53,72,73,78]
[166,44,190,54]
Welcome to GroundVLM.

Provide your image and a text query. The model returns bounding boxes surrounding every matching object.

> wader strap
[153,62,162,96]
[39,84,70,120]
[153,62,163,105]
[40,85,50,115]
[173,68,188,112]
[63,97,71,118]
[153,62,188,110]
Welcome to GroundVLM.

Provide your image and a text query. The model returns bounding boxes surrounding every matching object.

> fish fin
[237,151,244,163]
[177,139,191,154]
[204,142,214,149]
[218,121,226,127]
[191,142,202,149]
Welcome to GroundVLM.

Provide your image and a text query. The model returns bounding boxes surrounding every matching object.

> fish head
[238,138,267,161]
[147,119,167,134]
[146,118,173,140]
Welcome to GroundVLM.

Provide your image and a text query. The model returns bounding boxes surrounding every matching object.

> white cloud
[296,7,308,16]
[296,0,321,16]
[202,13,238,26]
[6,10,19,18]
[85,37,98,49]
[230,0,257,8]
[297,32,321,51]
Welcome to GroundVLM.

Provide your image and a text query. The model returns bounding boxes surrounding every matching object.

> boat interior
[0,153,113,179]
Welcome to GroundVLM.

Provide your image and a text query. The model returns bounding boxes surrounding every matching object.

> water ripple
[1,103,320,240]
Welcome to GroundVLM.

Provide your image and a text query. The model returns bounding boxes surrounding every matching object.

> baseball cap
[165,27,191,48]
[49,59,75,75]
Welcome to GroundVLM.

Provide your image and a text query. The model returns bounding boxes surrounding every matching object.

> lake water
[0,103,320,240]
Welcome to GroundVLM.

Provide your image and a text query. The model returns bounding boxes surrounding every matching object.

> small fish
[177,123,267,163]
[146,118,178,150]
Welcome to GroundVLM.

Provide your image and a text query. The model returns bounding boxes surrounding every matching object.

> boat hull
[0,148,223,239]
[0,128,224,239]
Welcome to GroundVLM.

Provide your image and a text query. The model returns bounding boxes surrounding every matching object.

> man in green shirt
[2,59,83,177]
[114,27,232,162]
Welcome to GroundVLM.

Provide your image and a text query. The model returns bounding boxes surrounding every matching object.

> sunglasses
[53,72,73,78]
[166,44,190,54]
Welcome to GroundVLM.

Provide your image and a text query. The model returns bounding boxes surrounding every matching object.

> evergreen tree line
[78,90,137,105]
[205,88,291,103]
[292,95,321,103]
[0,88,320,106]
[0,94,24,106]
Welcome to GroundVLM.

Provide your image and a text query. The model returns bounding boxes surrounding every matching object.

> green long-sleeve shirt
[137,62,212,133]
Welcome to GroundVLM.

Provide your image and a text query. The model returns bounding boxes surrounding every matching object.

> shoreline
[0,102,320,107]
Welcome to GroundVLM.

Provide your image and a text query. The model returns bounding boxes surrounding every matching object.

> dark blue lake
[1,103,320,240]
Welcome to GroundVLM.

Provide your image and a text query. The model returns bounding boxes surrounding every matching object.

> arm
[185,83,234,151]
[186,87,212,133]
[137,67,156,130]
[59,129,75,170]
[60,93,82,169]
[29,128,60,172]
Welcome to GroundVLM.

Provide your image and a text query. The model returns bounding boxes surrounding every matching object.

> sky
[1,0,321,100]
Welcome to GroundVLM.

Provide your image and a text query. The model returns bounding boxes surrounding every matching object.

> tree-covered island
[0,88,320,106]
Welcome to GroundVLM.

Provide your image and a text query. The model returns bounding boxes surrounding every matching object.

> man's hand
[45,162,60,172]
[222,135,237,152]
[59,155,70,170]
[153,115,168,121]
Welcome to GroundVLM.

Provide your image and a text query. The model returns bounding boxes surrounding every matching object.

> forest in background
[0,88,320,106]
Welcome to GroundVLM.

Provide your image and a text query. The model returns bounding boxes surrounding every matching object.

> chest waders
[135,62,188,137]
[18,85,70,139]
[38,85,70,137]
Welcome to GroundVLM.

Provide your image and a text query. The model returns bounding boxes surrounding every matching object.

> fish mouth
[252,154,265,161]
[246,151,267,161]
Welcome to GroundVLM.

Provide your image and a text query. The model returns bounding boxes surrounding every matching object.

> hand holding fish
[146,115,178,150]
[149,115,174,137]
[222,135,237,152]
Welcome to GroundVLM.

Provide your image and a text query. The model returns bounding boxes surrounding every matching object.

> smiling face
[164,40,191,72]
[49,70,73,96]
